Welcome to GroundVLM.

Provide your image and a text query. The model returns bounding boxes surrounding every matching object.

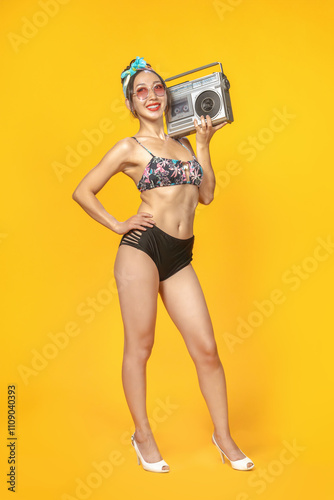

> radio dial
[223,78,230,90]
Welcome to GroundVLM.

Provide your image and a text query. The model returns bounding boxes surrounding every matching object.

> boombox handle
[165,62,224,83]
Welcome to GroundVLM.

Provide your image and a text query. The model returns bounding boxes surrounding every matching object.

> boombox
[165,62,233,138]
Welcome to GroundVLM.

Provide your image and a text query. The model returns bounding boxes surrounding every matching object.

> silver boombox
[165,62,233,138]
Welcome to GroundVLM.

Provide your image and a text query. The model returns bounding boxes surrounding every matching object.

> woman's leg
[159,264,253,467]
[114,244,169,470]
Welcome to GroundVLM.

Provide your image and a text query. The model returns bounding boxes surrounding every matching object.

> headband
[121,56,151,97]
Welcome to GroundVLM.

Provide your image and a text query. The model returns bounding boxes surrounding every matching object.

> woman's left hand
[194,114,228,147]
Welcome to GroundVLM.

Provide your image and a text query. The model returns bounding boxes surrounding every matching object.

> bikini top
[131,136,204,192]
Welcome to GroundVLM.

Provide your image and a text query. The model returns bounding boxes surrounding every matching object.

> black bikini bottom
[119,224,194,281]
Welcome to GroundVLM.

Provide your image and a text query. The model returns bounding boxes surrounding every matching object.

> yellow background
[1,0,333,498]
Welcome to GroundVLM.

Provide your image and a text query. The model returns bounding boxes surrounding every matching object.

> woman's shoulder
[176,135,191,144]
[95,137,137,174]
[176,135,191,146]
[108,136,136,155]
[175,136,196,156]
[103,137,137,163]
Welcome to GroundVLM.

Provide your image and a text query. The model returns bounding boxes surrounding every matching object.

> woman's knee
[191,338,220,368]
[124,335,154,364]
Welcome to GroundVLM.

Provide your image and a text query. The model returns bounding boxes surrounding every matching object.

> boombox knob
[223,78,230,90]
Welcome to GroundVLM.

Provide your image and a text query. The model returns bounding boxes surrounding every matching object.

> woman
[72,57,254,473]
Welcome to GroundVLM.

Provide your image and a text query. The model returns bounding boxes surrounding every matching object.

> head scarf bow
[121,57,150,98]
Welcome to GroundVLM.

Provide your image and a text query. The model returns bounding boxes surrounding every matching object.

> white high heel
[131,434,170,473]
[212,433,254,470]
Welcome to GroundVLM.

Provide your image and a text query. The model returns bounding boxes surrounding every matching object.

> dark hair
[121,58,170,118]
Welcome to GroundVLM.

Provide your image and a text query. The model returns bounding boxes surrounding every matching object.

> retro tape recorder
[165,62,233,138]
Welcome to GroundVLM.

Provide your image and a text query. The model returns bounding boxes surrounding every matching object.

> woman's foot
[133,429,170,471]
[213,432,254,469]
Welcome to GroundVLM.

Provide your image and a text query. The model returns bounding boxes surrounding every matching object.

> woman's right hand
[114,212,156,235]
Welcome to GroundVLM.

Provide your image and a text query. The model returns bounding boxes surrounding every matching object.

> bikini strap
[131,136,154,157]
[174,138,196,158]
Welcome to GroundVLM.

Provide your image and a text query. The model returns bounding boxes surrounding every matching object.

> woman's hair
[121,58,170,118]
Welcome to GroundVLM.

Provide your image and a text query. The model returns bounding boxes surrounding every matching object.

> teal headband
[121,57,151,98]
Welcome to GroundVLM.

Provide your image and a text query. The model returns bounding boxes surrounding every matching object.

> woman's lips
[146,103,161,111]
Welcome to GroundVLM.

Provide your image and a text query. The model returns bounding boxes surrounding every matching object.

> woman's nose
[147,86,156,99]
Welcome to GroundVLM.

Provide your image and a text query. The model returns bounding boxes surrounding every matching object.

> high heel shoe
[212,433,254,470]
[131,434,170,473]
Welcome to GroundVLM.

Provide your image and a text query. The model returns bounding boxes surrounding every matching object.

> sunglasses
[132,83,166,101]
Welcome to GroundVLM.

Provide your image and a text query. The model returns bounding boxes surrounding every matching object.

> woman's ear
[164,90,170,114]
[125,98,131,112]
[125,98,137,118]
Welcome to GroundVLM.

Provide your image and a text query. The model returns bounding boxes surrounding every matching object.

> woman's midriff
[137,184,199,239]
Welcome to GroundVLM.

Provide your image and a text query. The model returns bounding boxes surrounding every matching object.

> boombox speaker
[165,62,233,138]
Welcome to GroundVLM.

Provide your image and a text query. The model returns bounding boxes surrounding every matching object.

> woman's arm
[72,138,155,234]
[180,115,228,205]
[195,141,216,206]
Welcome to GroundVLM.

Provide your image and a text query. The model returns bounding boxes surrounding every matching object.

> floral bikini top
[132,136,204,192]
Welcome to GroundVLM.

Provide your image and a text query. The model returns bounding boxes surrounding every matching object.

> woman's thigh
[114,244,160,349]
[159,264,217,359]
